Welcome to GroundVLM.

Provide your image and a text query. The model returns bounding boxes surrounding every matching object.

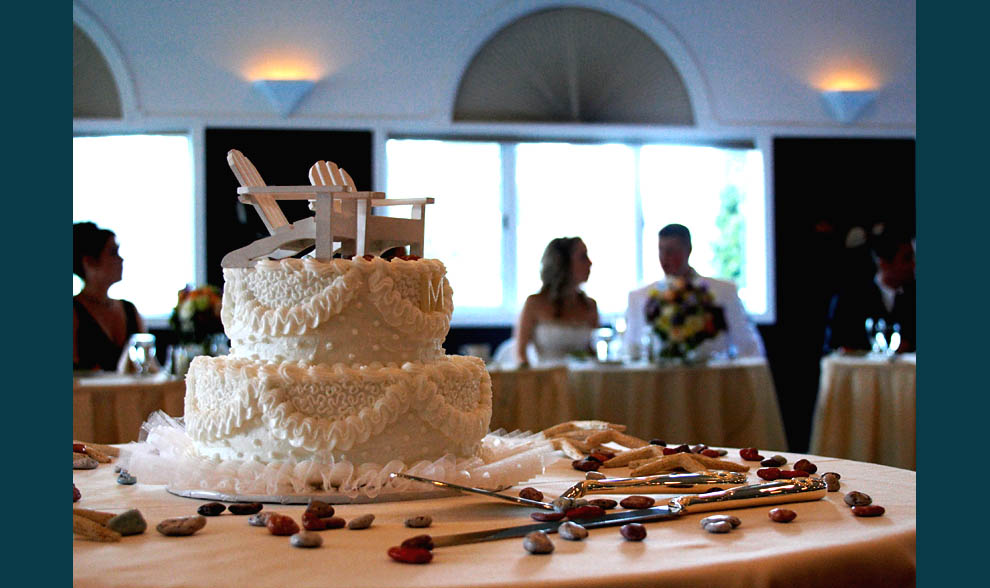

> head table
[489,357,788,451]
[73,447,915,587]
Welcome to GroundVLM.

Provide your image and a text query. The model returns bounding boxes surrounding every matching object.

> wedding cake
[182,255,493,477]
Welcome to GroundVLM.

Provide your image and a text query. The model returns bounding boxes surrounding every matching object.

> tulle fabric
[120,411,556,502]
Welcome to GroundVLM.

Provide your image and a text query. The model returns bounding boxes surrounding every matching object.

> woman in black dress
[73,222,146,371]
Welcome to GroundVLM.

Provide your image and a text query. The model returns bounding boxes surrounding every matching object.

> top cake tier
[222,256,452,366]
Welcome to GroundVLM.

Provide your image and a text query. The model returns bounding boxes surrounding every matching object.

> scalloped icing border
[221,257,453,339]
[185,355,492,457]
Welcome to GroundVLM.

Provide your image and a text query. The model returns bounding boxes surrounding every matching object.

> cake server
[426,477,826,548]
[390,470,749,511]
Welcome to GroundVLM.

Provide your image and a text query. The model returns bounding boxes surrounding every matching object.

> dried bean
[587,498,618,510]
[558,521,589,541]
[197,502,226,517]
[266,513,300,536]
[523,530,555,554]
[347,514,375,530]
[401,535,434,550]
[518,487,544,502]
[565,505,605,519]
[700,515,741,528]
[228,502,263,515]
[844,491,872,507]
[323,517,347,529]
[73,443,87,453]
[619,496,655,509]
[73,484,81,502]
[704,520,733,533]
[761,455,787,467]
[290,531,323,548]
[305,500,335,518]
[778,470,810,478]
[691,444,708,453]
[821,471,841,480]
[739,447,764,461]
[388,546,433,564]
[405,515,433,528]
[851,505,885,517]
[586,471,606,480]
[768,508,796,523]
[822,473,841,492]
[530,510,566,522]
[701,449,722,458]
[572,458,600,472]
[757,467,781,481]
[793,459,818,474]
[620,523,647,541]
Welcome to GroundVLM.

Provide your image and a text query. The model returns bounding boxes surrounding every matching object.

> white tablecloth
[73,373,186,444]
[73,448,915,587]
[809,353,916,470]
[491,358,787,451]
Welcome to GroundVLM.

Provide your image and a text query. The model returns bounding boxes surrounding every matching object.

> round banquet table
[809,352,916,470]
[72,447,915,587]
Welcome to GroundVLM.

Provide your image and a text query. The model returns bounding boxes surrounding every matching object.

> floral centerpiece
[169,285,224,345]
[644,278,727,362]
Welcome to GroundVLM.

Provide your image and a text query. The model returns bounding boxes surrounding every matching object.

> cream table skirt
[490,358,787,451]
[809,353,916,469]
[73,447,915,588]
[73,373,186,444]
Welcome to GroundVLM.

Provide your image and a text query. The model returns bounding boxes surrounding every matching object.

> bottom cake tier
[184,355,493,468]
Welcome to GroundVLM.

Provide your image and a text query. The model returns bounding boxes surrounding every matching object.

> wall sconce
[253,79,317,117]
[820,90,877,124]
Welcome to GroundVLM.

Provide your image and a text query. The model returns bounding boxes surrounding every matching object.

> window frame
[385,134,775,327]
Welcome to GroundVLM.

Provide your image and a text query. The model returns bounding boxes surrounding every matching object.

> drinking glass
[126,333,159,375]
[872,318,889,355]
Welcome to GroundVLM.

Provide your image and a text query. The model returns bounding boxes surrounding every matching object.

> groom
[624,223,765,358]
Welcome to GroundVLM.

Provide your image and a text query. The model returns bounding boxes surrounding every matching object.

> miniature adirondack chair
[221,150,434,267]
[222,149,329,267]
[308,160,433,258]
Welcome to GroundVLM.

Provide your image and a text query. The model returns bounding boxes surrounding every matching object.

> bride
[512,237,599,366]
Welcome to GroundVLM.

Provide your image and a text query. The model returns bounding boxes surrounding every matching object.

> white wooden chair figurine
[221,149,434,268]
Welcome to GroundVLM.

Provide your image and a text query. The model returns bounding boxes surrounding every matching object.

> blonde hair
[539,237,589,318]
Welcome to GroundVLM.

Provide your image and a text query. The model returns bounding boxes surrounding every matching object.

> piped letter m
[422,276,445,312]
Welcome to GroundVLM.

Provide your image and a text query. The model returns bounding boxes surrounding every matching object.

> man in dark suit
[824,227,916,353]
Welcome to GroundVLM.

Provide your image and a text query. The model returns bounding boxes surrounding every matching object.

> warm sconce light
[253,79,317,117]
[820,89,877,124]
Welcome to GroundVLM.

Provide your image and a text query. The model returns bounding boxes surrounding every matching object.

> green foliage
[713,185,744,285]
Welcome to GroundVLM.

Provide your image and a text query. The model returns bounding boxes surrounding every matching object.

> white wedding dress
[531,321,595,364]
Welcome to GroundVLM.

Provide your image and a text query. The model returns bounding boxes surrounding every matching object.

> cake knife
[391,471,749,511]
[425,477,826,547]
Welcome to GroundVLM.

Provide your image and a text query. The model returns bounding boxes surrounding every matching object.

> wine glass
[886,323,902,356]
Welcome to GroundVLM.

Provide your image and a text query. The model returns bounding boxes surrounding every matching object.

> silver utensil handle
[669,478,827,514]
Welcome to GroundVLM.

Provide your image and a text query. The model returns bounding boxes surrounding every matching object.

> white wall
[73,0,915,133]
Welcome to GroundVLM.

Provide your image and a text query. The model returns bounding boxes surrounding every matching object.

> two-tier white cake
[183,255,493,477]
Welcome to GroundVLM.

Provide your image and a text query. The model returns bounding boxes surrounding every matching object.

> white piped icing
[184,257,493,474]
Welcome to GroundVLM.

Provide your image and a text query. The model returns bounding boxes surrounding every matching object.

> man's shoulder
[629,282,659,299]
[698,276,739,296]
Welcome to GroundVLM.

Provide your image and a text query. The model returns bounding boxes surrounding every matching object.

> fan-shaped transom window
[454,7,694,125]
[73,24,122,119]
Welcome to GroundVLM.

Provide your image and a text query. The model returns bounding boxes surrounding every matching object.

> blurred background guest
[508,237,599,366]
[73,222,146,371]
[625,223,765,359]
[823,225,916,354]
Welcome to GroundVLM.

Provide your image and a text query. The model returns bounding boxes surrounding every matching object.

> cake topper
[222,149,434,267]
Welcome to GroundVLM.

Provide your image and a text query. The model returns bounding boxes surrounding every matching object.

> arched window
[453,7,694,125]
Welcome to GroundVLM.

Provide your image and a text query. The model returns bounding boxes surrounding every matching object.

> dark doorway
[765,136,915,452]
